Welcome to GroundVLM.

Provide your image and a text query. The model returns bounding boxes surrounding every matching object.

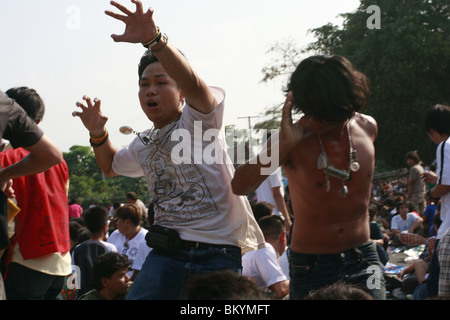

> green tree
[63,146,150,208]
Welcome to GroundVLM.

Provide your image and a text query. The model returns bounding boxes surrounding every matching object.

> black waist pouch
[145,225,181,254]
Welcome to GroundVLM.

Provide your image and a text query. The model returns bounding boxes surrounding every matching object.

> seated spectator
[72,206,117,296]
[242,215,289,299]
[390,201,424,241]
[78,252,131,300]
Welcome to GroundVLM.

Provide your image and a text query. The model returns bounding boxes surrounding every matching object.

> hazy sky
[0,0,361,152]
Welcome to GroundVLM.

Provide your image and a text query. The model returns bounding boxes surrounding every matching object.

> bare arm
[272,187,292,229]
[409,216,424,234]
[105,0,216,114]
[269,280,290,299]
[0,134,62,192]
[72,96,119,178]
[232,92,305,195]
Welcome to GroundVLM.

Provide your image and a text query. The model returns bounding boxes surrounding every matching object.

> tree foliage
[63,145,150,208]
[257,0,450,170]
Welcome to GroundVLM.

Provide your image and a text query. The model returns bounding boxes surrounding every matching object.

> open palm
[105,0,158,44]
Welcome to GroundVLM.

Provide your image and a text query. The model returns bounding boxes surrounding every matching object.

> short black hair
[91,252,130,291]
[258,215,285,240]
[83,206,109,234]
[286,55,371,123]
[6,86,45,122]
[424,104,450,135]
[138,50,159,83]
[138,49,186,83]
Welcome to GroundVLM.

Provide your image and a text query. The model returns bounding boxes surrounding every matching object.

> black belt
[179,239,229,250]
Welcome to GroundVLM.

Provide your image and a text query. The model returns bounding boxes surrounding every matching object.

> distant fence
[372,168,408,181]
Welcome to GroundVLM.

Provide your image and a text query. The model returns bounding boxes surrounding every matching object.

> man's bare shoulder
[353,113,378,140]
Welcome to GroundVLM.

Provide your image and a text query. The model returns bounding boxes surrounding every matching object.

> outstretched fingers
[110,1,134,15]
[131,0,144,14]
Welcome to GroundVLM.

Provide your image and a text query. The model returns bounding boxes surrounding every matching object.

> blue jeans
[288,241,386,300]
[4,262,66,300]
[126,245,242,300]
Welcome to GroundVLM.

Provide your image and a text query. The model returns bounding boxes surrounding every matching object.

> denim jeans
[126,245,242,300]
[4,262,66,300]
[288,241,386,300]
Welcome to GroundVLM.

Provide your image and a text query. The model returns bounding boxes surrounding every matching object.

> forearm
[269,280,290,299]
[232,133,289,195]
[1,134,62,180]
[409,218,423,233]
[429,184,450,198]
[273,189,291,224]
[152,40,216,113]
[92,138,119,178]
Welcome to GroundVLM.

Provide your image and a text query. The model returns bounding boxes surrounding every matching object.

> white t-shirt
[131,242,152,271]
[255,168,284,215]
[436,138,450,239]
[242,242,287,290]
[107,228,148,277]
[391,212,419,232]
[111,87,264,253]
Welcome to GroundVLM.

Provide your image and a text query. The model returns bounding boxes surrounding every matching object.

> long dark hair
[286,55,371,123]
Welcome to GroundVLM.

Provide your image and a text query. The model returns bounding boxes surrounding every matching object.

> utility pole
[237,116,259,144]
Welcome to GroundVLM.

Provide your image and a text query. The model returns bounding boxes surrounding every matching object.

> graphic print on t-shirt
[138,127,220,225]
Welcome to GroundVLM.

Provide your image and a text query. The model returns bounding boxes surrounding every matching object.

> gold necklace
[317,121,360,197]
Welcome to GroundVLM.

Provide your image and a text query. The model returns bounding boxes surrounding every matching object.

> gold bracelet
[142,27,161,47]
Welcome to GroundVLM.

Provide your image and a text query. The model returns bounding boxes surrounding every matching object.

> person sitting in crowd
[242,215,289,299]
[78,252,131,300]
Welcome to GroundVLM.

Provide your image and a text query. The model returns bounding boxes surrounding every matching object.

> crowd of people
[1,0,449,301]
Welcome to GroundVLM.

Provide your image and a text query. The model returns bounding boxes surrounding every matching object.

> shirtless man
[232,55,385,300]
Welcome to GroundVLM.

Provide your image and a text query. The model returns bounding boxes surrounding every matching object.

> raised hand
[105,0,158,44]
[279,92,306,156]
[72,95,108,137]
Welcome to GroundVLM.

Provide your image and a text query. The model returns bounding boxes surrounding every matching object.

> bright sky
[0,0,360,152]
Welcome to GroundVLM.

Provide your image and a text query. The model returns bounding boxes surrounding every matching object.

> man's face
[398,204,409,217]
[138,62,184,129]
[406,158,414,167]
[103,267,130,298]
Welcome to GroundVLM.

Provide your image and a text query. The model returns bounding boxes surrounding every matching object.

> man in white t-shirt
[256,168,292,230]
[390,201,424,236]
[417,104,450,299]
[242,215,289,299]
[72,1,264,300]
